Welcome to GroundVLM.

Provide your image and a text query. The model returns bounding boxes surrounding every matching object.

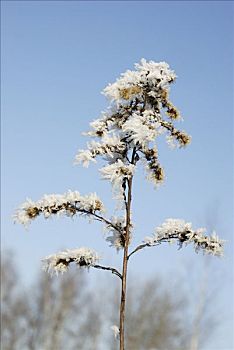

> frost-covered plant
[14,59,224,350]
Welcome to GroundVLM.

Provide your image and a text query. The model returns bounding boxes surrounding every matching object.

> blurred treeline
[1,251,217,350]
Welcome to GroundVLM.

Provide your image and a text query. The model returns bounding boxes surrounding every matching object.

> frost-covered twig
[74,59,191,196]
[14,191,122,233]
[42,247,122,279]
[75,135,126,167]
[14,191,104,227]
[128,219,224,260]
[104,216,127,250]
[42,248,100,275]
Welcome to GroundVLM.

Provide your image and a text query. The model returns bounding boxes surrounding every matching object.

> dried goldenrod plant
[14,59,224,350]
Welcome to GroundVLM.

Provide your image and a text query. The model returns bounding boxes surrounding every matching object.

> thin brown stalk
[127,242,153,260]
[119,148,136,350]
[127,235,180,260]
[92,264,122,279]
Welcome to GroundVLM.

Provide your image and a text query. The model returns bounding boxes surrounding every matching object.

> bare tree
[1,253,102,350]
[1,252,29,350]
[187,257,222,350]
[14,59,224,350]
[28,271,103,350]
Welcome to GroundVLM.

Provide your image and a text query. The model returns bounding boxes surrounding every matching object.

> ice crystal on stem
[103,59,177,103]
[74,58,191,198]
[111,325,120,339]
[122,111,159,147]
[144,219,224,257]
[75,134,126,168]
[105,216,128,250]
[100,160,135,199]
[42,247,100,275]
[14,191,105,227]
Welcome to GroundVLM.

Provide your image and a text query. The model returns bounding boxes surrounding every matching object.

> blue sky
[1,1,233,349]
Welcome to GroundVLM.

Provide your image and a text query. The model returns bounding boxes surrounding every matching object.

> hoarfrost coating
[14,191,105,227]
[74,58,191,196]
[100,160,135,199]
[104,216,127,250]
[103,59,177,103]
[144,219,224,257]
[14,59,224,350]
[14,59,223,259]
[42,248,100,275]
[111,325,120,339]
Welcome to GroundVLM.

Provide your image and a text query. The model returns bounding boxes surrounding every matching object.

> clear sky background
[1,1,233,349]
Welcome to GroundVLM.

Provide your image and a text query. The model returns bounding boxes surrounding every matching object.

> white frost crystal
[110,325,120,339]
[103,59,176,102]
[105,216,126,250]
[14,190,105,227]
[100,160,134,184]
[42,247,100,275]
[122,112,158,147]
[74,59,191,202]
[100,160,135,197]
[74,135,125,168]
[74,149,96,168]
[145,219,224,257]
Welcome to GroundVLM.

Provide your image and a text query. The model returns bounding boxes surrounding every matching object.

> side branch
[128,232,182,261]
[14,192,123,234]
[128,225,224,260]
[93,264,122,279]
[81,210,123,233]
[42,248,122,279]
[128,242,160,260]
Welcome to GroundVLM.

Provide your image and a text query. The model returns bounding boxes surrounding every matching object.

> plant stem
[119,148,135,350]
[119,178,132,350]
[119,243,129,350]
